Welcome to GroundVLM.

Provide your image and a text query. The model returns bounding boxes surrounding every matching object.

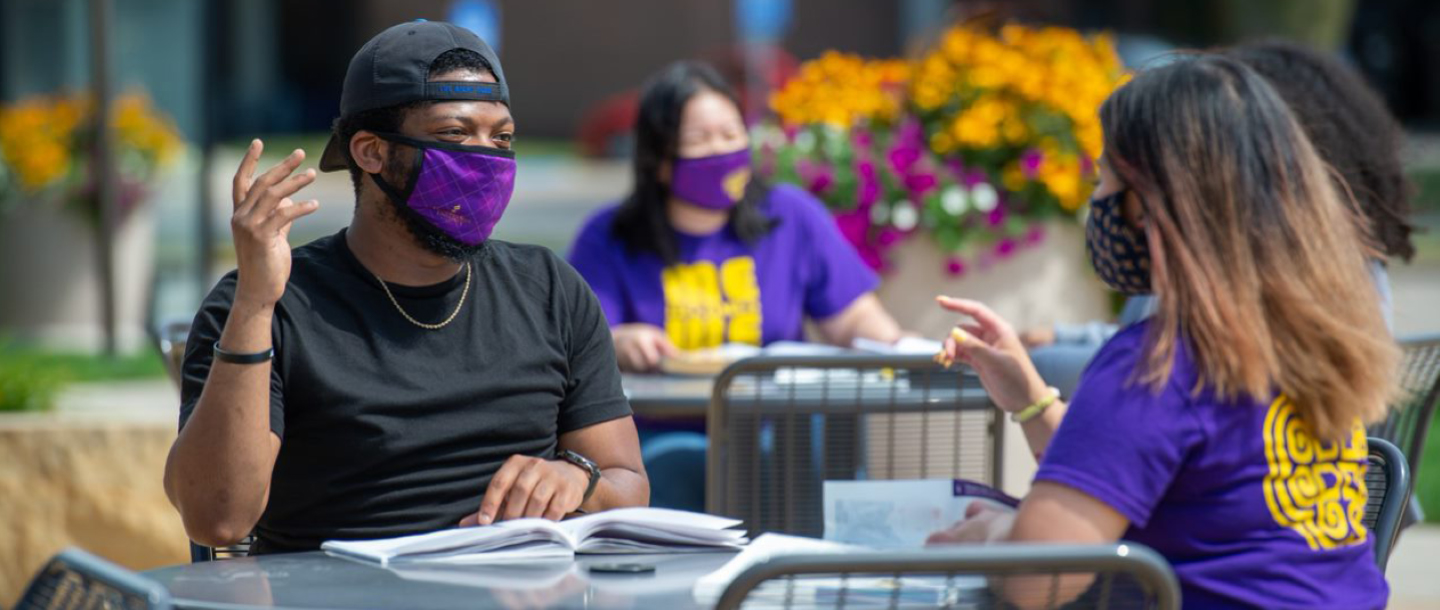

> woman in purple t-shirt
[930,55,1398,609]
[568,61,905,511]
[568,61,903,374]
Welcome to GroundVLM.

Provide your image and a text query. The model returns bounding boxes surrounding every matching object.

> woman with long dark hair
[568,61,902,374]
[929,54,1396,609]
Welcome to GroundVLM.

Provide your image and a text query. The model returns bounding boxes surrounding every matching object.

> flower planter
[0,202,155,353]
[875,221,1111,339]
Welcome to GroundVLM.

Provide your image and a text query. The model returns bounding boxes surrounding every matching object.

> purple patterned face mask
[669,149,752,210]
[370,133,516,245]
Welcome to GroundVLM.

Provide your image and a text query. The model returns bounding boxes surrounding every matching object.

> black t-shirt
[179,229,631,553]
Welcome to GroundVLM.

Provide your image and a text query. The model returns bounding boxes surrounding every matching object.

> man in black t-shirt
[163,22,647,554]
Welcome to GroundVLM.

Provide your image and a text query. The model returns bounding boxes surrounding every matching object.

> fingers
[478,456,527,526]
[654,334,680,358]
[935,296,1012,335]
[232,139,263,208]
[935,324,986,368]
[259,198,320,235]
[617,341,646,373]
[522,480,556,519]
[238,149,308,217]
[925,520,982,545]
[634,337,661,370]
[251,167,317,220]
[966,499,1001,518]
[503,462,544,521]
[544,488,577,521]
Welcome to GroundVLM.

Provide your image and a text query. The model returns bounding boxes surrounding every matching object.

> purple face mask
[371,133,516,245]
[669,149,752,210]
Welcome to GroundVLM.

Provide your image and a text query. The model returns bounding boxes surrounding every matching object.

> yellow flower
[0,89,184,195]
[771,51,910,128]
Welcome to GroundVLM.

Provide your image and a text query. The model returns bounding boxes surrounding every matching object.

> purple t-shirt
[1036,322,1387,609]
[567,184,879,348]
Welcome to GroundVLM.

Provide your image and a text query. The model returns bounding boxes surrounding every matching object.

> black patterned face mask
[1085,189,1153,294]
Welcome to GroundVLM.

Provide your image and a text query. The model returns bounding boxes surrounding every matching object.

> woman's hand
[612,324,679,373]
[925,500,1017,545]
[934,296,1052,413]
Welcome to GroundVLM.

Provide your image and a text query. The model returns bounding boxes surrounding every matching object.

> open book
[321,507,747,566]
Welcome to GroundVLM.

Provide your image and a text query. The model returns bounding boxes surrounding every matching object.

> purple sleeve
[566,211,627,327]
[1033,329,1204,528]
[781,186,880,320]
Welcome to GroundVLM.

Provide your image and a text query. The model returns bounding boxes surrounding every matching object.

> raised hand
[934,296,1052,414]
[230,140,320,308]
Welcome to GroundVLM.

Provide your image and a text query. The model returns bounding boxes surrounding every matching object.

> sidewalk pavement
[1386,523,1440,610]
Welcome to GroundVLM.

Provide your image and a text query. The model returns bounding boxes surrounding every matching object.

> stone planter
[876,221,1111,339]
[0,409,187,606]
[0,202,155,353]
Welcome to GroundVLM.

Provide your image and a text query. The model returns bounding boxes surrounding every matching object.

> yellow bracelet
[1011,387,1061,424]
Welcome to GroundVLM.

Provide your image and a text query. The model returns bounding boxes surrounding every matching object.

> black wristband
[213,341,274,365]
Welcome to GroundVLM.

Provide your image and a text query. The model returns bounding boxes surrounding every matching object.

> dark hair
[1100,54,1398,440]
[330,48,495,195]
[1226,41,1417,262]
[612,61,774,264]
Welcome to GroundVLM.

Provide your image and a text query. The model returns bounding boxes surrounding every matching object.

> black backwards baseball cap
[318,19,509,172]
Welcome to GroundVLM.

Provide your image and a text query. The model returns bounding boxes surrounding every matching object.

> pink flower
[1024,225,1046,245]
[855,159,880,208]
[877,228,904,245]
[986,205,1006,227]
[852,128,874,149]
[833,210,886,271]
[945,158,967,180]
[1021,148,1044,179]
[945,256,967,277]
[904,172,937,196]
[962,169,989,188]
[887,145,921,176]
[995,238,1019,259]
[808,168,834,195]
[797,159,835,196]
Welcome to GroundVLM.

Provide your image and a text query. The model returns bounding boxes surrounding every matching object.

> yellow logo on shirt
[1261,396,1369,550]
[661,256,761,350]
[723,167,751,202]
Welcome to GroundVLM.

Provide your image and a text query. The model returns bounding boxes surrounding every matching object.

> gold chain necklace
[373,262,471,330]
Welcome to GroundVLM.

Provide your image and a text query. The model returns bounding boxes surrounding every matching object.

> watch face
[564,450,598,474]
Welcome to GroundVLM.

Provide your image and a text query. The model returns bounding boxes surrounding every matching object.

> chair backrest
[156,318,191,390]
[715,543,1181,610]
[15,548,172,610]
[1370,333,1440,478]
[1363,436,1410,571]
[190,536,254,563]
[707,355,1003,537]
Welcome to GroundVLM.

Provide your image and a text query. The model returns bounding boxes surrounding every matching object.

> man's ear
[350,131,386,174]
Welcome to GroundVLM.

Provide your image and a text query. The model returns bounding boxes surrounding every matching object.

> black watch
[558,449,601,505]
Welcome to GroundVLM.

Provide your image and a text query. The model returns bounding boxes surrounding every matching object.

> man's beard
[377,149,488,262]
